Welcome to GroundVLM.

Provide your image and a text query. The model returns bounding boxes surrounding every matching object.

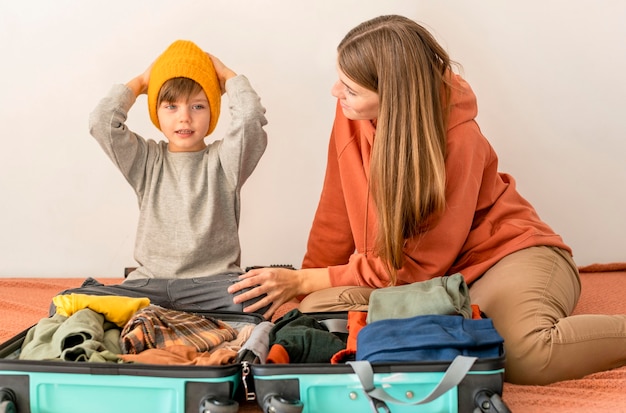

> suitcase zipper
[241,361,256,401]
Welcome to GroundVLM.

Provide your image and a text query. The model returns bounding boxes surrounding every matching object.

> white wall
[1,1,624,277]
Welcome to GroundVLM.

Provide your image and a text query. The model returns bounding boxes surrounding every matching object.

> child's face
[157,89,211,152]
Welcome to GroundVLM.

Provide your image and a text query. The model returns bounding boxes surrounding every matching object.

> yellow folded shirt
[53,294,150,327]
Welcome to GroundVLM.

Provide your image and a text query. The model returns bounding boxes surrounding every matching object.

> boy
[51,40,268,314]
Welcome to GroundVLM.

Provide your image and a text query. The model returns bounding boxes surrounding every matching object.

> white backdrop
[1,1,624,277]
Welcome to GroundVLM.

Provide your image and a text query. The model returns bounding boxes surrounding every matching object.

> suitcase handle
[348,355,477,411]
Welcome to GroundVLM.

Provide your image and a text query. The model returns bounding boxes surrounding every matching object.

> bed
[2,262,626,412]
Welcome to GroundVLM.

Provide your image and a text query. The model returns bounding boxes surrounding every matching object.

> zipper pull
[241,361,256,401]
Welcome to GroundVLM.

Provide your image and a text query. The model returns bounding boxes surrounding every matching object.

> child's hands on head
[206,53,236,95]
[138,62,154,94]
[126,62,154,97]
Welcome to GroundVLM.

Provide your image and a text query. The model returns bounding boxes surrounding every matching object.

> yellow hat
[147,40,221,136]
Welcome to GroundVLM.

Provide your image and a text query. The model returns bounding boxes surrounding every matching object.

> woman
[228,15,626,385]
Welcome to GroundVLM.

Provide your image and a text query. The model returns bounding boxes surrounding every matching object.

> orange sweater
[302,74,571,287]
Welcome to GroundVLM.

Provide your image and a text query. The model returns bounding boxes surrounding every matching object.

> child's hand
[207,53,236,95]
[138,63,153,93]
[126,62,153,97]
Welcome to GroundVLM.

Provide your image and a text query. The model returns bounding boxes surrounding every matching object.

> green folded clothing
[367,273,472,323]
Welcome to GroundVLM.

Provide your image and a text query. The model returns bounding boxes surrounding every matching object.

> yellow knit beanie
[148,40,221,136]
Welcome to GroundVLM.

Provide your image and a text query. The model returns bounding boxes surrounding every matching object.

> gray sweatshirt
[88,75,268,280]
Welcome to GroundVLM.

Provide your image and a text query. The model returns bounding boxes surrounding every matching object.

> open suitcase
[249,312,511,413]
[0,310,264,413]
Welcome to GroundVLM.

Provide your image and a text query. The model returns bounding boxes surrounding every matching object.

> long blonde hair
[337,15,453,284]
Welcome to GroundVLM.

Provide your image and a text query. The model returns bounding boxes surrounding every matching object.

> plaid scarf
[120,305,237,355]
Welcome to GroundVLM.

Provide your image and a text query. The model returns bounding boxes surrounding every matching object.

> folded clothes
[120,305,237,355]
[53,293,150,327]
[119,345,238,366]
[366,273,472,323]
[357,314,504,363]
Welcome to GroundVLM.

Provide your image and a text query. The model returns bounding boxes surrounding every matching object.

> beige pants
[299,246,626,384]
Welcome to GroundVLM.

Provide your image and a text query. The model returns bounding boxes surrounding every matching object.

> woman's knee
[299,286,372,313]
[498,327,554,384]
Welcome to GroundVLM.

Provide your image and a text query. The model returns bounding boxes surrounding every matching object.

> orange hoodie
[302,73,571,287]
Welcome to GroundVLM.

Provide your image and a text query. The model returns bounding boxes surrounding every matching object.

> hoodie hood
[445,72,479,132]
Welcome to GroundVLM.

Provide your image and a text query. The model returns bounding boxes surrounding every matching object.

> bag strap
[347,355,477,411]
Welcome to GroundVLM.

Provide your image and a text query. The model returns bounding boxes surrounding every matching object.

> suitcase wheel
[0,401,16,413]
[0,388,16,413]
[473,390,511,413]
[198,395,238,413]
[262,394,304,413]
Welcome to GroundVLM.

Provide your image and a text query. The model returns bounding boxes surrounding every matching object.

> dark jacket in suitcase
[0,310,263,413]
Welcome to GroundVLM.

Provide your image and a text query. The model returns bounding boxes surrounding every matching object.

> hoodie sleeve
[302,129,357,269]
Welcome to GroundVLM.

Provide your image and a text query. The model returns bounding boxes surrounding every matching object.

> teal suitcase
[249,312,511,413]
[0,311,263,413]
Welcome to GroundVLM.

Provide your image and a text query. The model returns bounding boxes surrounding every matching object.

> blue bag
[356,314,504,363]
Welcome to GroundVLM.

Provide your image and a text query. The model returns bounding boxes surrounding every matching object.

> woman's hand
[228,267,301,319]
[206,53,236,94]
[228,267,332,319]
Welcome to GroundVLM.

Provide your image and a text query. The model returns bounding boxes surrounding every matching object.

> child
[51,40,268,315]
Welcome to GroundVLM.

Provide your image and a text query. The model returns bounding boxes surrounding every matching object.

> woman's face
[331,66,379,121]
